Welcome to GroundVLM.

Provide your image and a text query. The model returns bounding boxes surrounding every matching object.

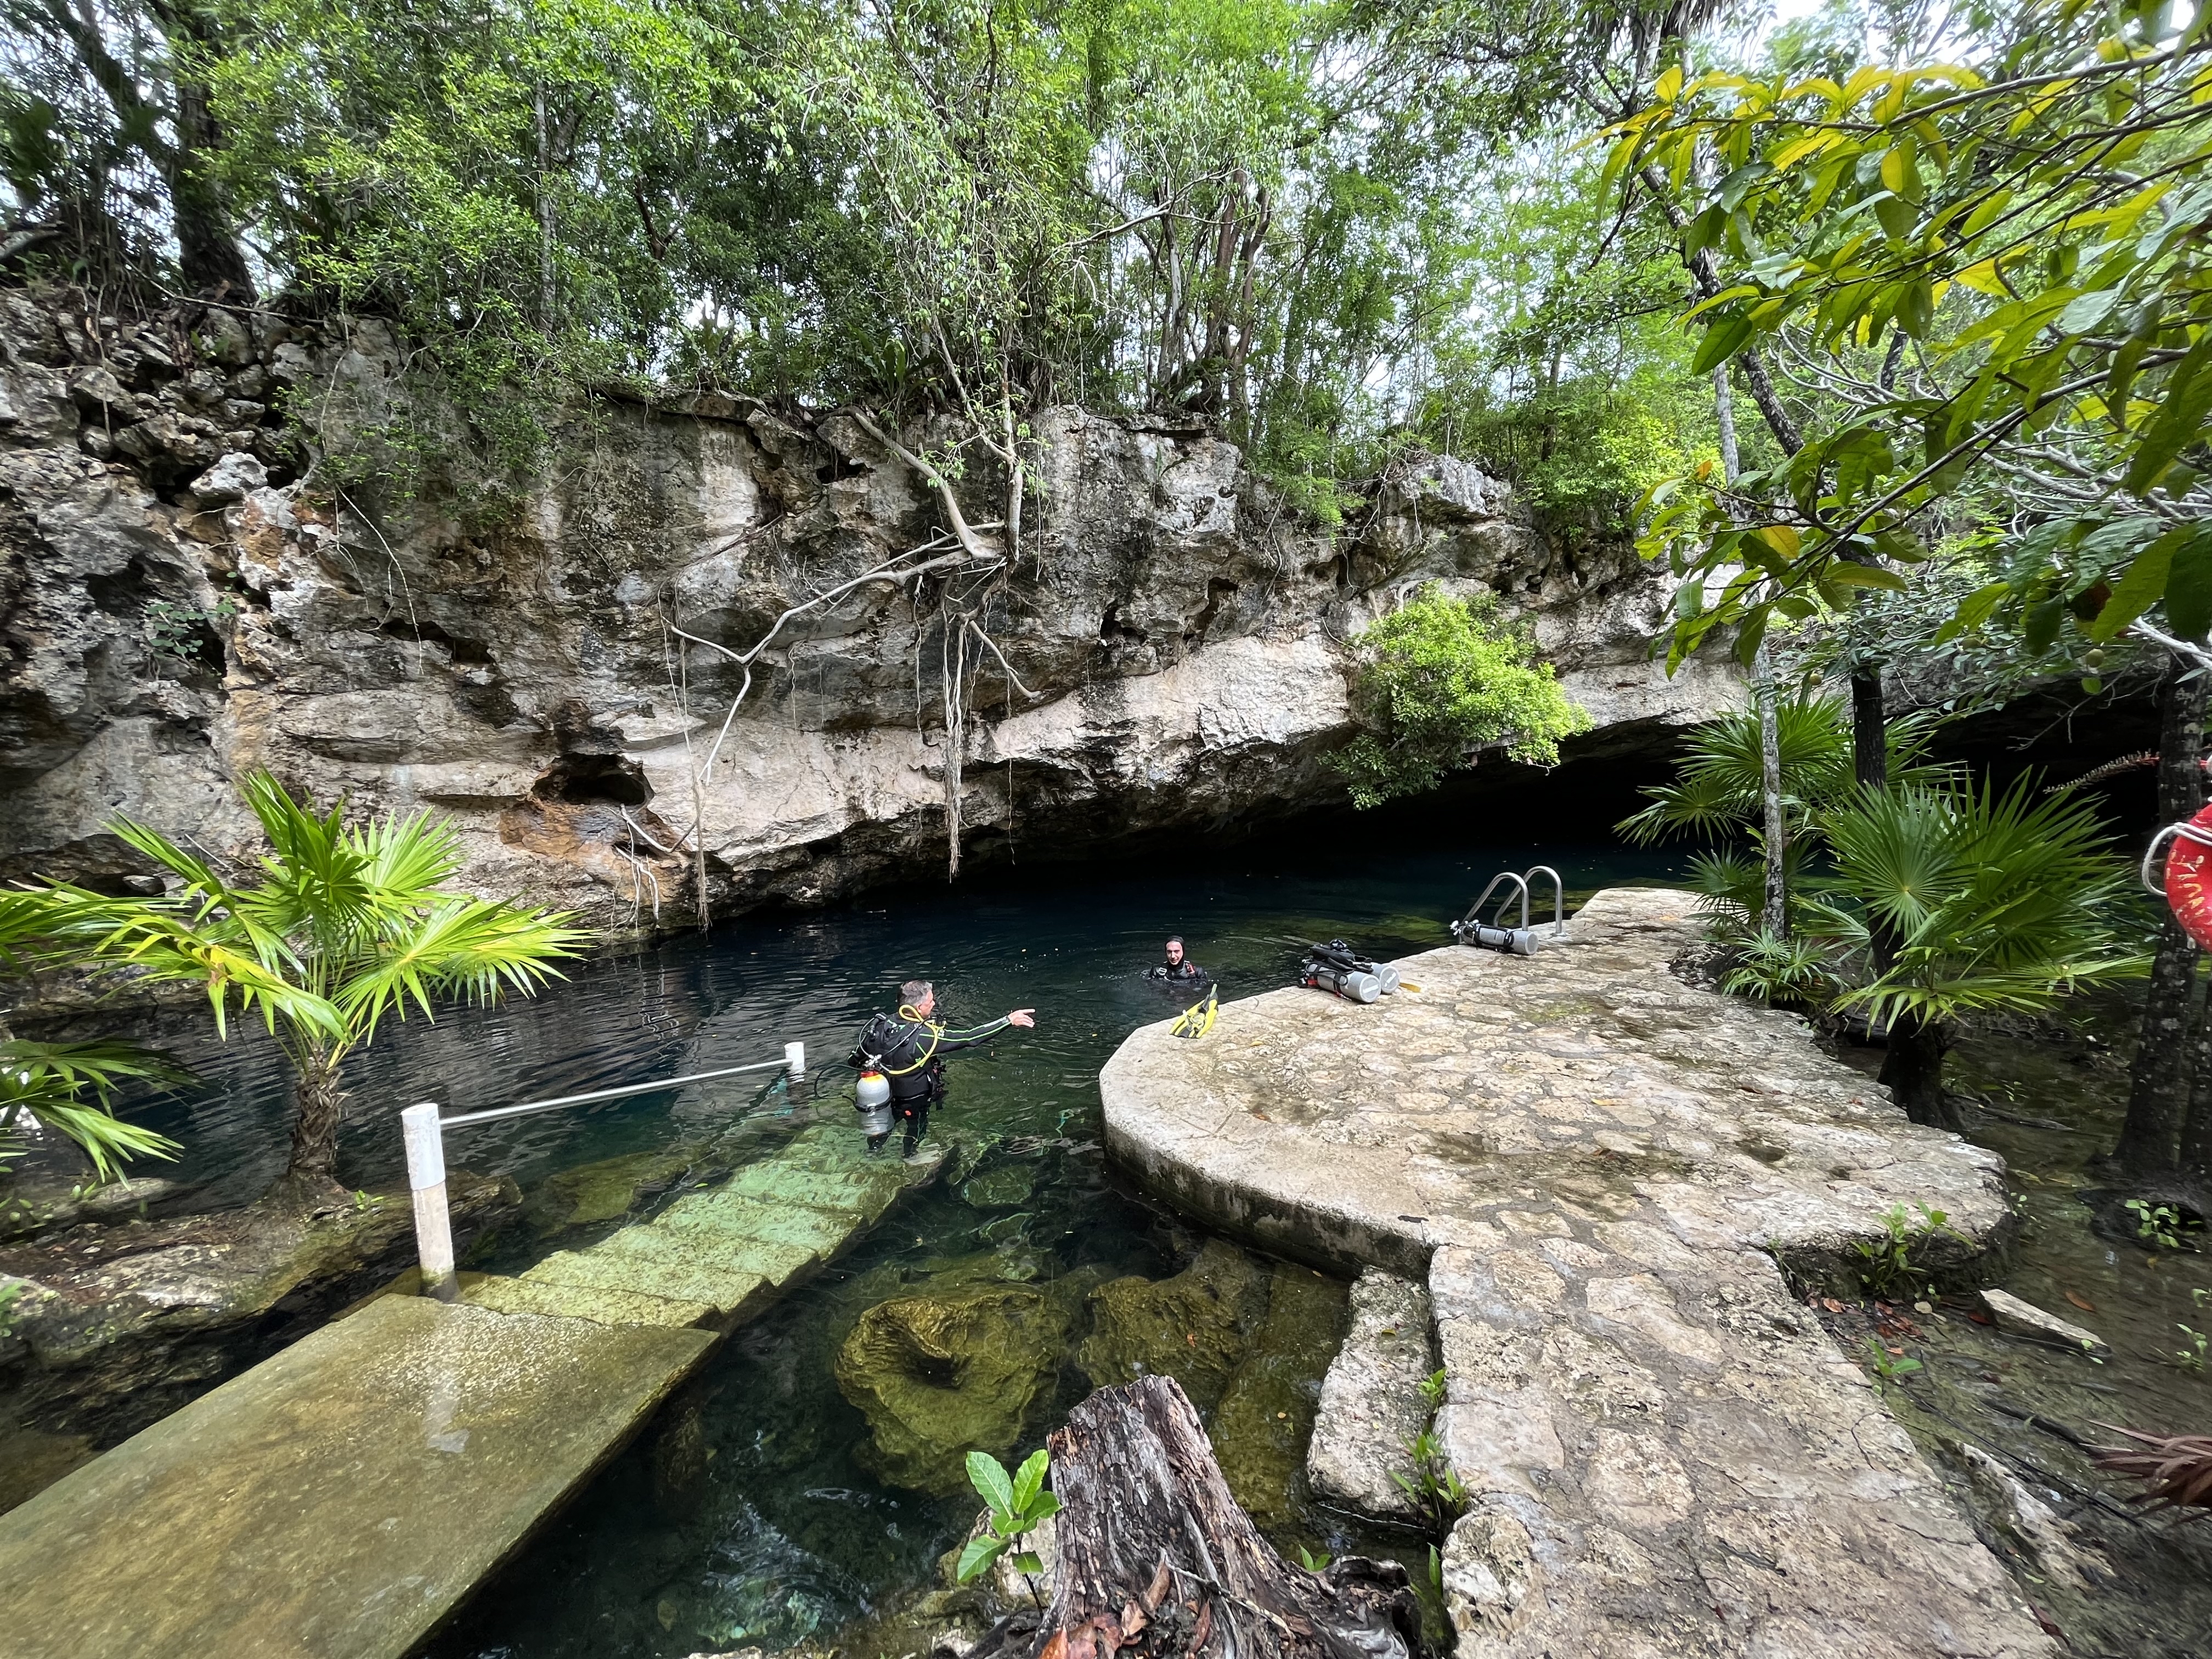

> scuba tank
[855,1068,893,1137]
[1301,939,1397,1001]
[1302,958,1382,1003]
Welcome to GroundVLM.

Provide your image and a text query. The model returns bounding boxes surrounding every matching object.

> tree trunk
[970,1375,1424,1659]
[1879,1012,1951,1129]
[1850,667,1886,792]
[2116,661,2208,1175]
[1714,364,1788,937]
[148,0,257,301]
[282,1043,347,1190]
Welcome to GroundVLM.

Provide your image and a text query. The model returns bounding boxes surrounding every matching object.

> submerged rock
[961,1166,1034,1210]
[834,1283,1069,1495]
[524,1148,701,1234]
[1979,1288,2109,1354]
[1210,1260,1348,1532]
[1077,1237,1269,1412]
[1306,1267,1437,1525]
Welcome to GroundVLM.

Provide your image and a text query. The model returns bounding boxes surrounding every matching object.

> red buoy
[2164,804,2212,949]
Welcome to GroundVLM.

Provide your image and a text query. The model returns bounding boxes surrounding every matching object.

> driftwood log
[971,1375,1427,1659]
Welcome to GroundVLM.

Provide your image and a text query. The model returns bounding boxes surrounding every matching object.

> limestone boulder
[1306,1267,1437,1523]
[834,1283,1069,1495]
[1077,1237,1269,1412]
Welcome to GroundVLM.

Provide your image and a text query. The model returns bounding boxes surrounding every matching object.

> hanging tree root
[970,1375,1427,1659]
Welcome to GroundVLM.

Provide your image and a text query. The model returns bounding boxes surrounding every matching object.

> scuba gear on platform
[1297,939,1398,1003]
[1452,866,1566,955]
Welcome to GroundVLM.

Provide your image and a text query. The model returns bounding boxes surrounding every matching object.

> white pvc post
[784,1041,806,1083]
[401,1102,458,1302]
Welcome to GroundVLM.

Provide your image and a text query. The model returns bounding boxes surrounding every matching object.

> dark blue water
[118,840,1685,1209]
[103,836,1686,1659]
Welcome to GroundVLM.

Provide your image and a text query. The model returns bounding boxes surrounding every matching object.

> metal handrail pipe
[441,1058,791,1128]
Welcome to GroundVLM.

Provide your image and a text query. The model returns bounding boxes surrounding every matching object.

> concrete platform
[0,1116,948,1659]
[0,1294,712,1659]
[1102,887,2055,1659]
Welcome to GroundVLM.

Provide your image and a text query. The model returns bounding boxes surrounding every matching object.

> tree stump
[971,1374,1426,1659]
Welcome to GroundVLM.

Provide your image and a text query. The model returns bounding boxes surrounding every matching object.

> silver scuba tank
[1310,964,1383,1003]
[855,1070,893,1136]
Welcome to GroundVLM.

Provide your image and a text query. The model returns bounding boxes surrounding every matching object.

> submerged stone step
[0,1293,712,1659]
[588,1218,823,1289]
[649,1190,857,1252]
[462,1273,712,1329]
[521,1248,770,1318]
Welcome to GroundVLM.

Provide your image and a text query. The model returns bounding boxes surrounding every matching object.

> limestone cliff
[0,292,1736,931]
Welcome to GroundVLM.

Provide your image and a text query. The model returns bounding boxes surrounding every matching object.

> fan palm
[1620,695,1940,850]
[1803,777,2148,1128]
[12,772,588,1194]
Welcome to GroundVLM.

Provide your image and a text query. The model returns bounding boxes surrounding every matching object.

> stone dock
[1103,888,2056,1659]
[0,1121,943,1659]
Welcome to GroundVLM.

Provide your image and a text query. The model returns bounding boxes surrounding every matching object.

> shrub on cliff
[1329,585,1589,809]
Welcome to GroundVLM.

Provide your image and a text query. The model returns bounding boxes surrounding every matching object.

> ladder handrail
[1523,866,1567,937]
[1465,870,1531,933]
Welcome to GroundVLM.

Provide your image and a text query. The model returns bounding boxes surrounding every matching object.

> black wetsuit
[1148,957,1209,990]
[850,1008,1015,1155]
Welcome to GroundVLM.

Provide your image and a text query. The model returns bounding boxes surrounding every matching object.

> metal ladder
[1451,865,1566,955]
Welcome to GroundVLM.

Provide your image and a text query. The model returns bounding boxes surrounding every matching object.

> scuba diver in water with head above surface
[850,980,1035,1160]
[1146,936,1210,991]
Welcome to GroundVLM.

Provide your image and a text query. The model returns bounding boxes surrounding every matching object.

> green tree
[1329,584,1589,808]
[12,772,586,1194]
[1606,2,2212,672]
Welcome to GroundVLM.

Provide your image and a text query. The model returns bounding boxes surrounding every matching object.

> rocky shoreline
[1,291,1734,936]
[1102,887,2056,1657]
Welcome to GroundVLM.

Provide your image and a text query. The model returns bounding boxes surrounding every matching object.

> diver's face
[913,990,936,1018]
[1165,941,1183,965]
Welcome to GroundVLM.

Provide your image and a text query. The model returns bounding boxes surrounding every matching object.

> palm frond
[0,1038,188,1181]
[1815,773,2147,1029]
[333,896,588,1042]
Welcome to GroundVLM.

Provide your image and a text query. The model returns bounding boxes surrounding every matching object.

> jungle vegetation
[5,0,2212,1188]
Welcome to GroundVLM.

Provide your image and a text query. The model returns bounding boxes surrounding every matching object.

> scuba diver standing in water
[850,980,1035,1160]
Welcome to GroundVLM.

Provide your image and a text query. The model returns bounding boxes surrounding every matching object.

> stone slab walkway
[0,1294,712,1659]
[1102,888,2055,1659]
[0,1116,939,1659]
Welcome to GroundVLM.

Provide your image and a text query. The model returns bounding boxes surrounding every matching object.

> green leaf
[2087,524,2185,641]
[1825,561,1907,592]
[955,1536,1007,1585]
[2125,334,2212,495]
[2165,525,2212,642]
[1691,312,1754,376]
[2057,288,2120,336]
[1011,1447,1048,1514]
[966,1449,1015,1519]
[2023,596,2065,656]
[1734,607,1770,669]
[1011,1553,1045,1577]
[1025,1491,1062,1522]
